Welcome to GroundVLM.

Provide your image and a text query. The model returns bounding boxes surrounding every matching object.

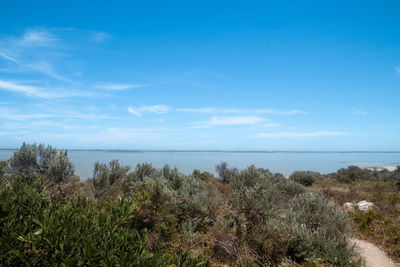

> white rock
[356,200,374,212]
[343,202,355,212]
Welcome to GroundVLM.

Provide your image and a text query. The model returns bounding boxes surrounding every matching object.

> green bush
[288,193,350,240]
[289,171,322,186]
[130,165,221,244]
[135,162,157,181]
[92,159,130,199]
[1,144,366,266]
[0,173,209,266]
[9,143,75,184]
[131,176,178,240]
[0,160,7,173]
[215,162,238,183]
[285,194,361,266]
[210,166,361,266]
[0,160,7,183]
[334,166,373,183]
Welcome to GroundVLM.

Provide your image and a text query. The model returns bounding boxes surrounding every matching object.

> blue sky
[0,0,399,150]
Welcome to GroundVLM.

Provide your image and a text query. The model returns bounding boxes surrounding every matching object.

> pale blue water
[1,150,399,179]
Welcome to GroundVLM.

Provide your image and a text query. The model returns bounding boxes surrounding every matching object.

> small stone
[343,202,355,212]
[356,200,374,212]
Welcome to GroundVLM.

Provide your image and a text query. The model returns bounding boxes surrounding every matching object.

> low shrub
[333,166,373,183]
[135,162,157,181]
[0,174,209,266]
[130,165,222,244]
[288,193,351,240]
[92,159,130,199]
[313,173,400,262]
[289,171,322,186]
[9,143,76,184]
[215,162,238,183]
[0,160,7,184]
[0,144,369,266]
[209,165,361,266]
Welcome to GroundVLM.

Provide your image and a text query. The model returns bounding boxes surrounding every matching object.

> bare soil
[350,238,399,267]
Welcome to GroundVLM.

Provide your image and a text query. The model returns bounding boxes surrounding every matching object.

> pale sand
[350,238,399,267]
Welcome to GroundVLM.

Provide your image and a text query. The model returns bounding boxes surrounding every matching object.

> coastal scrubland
[1,143,399,266]
[310,166,400,263]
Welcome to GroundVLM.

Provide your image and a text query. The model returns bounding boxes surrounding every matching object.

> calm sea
[0,150,399,179]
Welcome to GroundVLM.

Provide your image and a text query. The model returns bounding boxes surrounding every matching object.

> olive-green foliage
[377,166,400,191]
[1,144,366,266]
[92,159,130,198]
[130,165,221,245]
[316,175,400,262]
[332,165,373,183]
[212,165,362,266]
[372,167,400,192]
[231,166,306,212]
[9,143,38,174]
[289,193,350,239]
[9,143,75,184]
[131,175,178,240]
[215,162,238,183]
[286,193,358,265]
[0,160,7,174]
[289,171,322,186]
[327,165,400,189]
[0,160,6,183]
[0,174,209,266]
[135,162,157,181]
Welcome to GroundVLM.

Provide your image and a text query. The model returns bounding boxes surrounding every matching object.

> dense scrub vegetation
[289,171,322,186]
[6,144,400,266]
[311,165,400,262]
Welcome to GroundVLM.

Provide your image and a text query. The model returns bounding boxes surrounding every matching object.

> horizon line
[1,148,400,153]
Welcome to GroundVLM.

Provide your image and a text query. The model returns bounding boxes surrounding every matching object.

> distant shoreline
[1,149,400,154]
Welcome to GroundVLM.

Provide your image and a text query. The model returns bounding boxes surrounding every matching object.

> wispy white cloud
[25,61,71,82]
[0,58,70,83]
[91,31,110,43]
[0,29,71,82]
[0,106,114,121]
[128,107,142,116]
[263,123,281,127]
[100,127,163,141]
[0,51,18,62]
[0,28,111,83]
[16,127,168,147]
[128,105,170,117]
[257,131,349,138]
[177,107,214,113]
[0,110,57,121]
[351,109,367,115]
[0,79,92,99]
[395,66,400,74]
[95,82,146,90]
[194,116,265,128]
[18,29,58,47]
[140,105,169,113]
[0,79,53,98]
[0,120,100,131]
[177,107,307,115]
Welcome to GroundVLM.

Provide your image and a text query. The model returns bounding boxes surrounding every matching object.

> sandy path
[350,238,399,267]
